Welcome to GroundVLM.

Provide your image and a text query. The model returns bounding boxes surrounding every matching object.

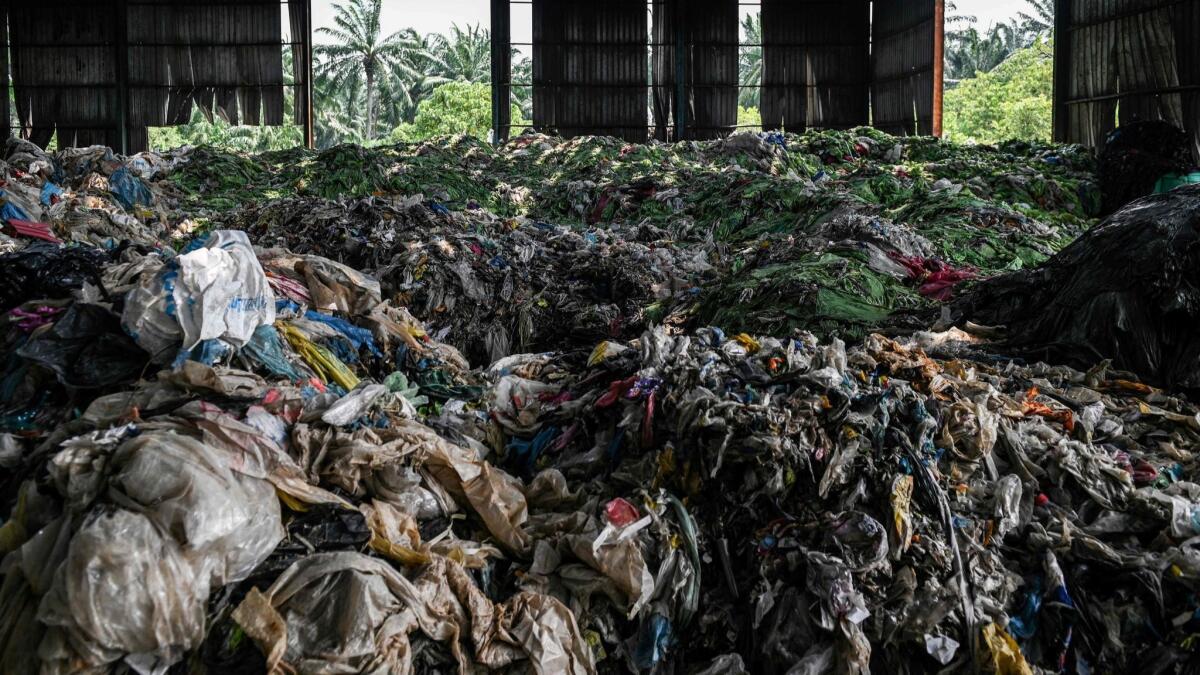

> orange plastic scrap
[1021,386,1075,432]
[1108,379,1155,395]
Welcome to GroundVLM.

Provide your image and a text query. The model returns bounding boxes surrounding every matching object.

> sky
[310,0,1035,44]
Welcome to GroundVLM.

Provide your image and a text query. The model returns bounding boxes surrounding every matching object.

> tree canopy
[943,38,1054,144]
[390,81,526,143]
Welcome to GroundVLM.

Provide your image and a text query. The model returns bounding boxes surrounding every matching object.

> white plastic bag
[124,230,276,363]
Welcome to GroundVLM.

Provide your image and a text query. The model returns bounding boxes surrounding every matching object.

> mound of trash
[954,185,1200,389]
[3,130,1198,674]
[171,130,1099,354]
[215,195,713,365]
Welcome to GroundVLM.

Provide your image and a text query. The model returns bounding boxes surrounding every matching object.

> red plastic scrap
[596,376,637,408]
[888,252,976,301]
[605,497,639,527]
[4,218,61,243]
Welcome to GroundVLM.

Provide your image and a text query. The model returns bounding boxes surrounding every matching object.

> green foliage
[943,39,1053,144]
[315,0,427,141]
[739,13,761,108]
[737,106,761,132]
[389,82,524,143]
[148,108,303,153]
[945,23,1024,80]
[427,23,490,82]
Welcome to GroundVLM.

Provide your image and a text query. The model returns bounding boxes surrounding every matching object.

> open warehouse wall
[494,0,944,141]
[2,0,314,153]
[1054,0,1200,159]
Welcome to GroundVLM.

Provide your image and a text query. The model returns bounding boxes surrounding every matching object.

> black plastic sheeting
[953,184,1200,389]
[17,303,149,388]
[1098,120,1195,215]
[0,243,108,312]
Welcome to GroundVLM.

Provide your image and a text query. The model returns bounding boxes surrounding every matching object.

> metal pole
[1,0,9,141]
[304,0,314,149]
[672,0,686,140]
[490,0,511,144]
[931,0,944,137]
[114,0,130,153]
[1051,0,1073,142]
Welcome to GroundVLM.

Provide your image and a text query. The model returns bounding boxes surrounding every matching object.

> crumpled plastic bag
[298,255,382,315]
[232,551,594,675]
[108,431,284,587]
[108,166,154,211]
[124,230,275,363]
[36,510,206,674]
[25,427,285,674]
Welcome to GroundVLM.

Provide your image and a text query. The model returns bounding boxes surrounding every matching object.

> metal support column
[303,0,314,149]
[114,0,130,154]
[672,0,686,140]
[490,0,511,144]
[1051,0,1073,142]
[0,0,9,141]
[931,0,945,137]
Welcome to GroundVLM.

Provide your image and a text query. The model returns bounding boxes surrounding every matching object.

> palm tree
[429,23,491,82]
[512,55,532,119]
[945,21,1023,80]
[316,0,424,141]
[374,32,447,131]
[739,13,761,108]
[314,71,367,147]
[1017,0,1054,38]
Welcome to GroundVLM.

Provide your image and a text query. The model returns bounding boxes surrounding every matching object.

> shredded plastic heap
[2,130,1199,675]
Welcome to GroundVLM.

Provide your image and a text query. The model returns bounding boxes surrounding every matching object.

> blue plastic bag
[109,167,153,211]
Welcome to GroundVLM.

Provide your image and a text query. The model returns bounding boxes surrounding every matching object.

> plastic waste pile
[4,130,1200,674]
[1,137,188,251]
[213,195,714,365]
[167,130,1098,347]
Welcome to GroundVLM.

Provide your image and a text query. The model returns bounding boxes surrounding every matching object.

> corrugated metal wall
[532,0,649,142]
[4,0,308,152]
[651,0,739,140]
[872,0,938,136]
[511,0,943,140]
[761,0,872,131]
[1056,0,1200,158]
[127,0,286,129]
[9,2,123,148]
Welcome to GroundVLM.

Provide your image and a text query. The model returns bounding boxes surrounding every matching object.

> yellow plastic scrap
[361,502,432,566]
[277,321,360,390]
[733,333,761,353]
[653,445,676,488]
[890,475,914,554]
[1138,401,1200,431]
[369,534,432,566]
[588,341,614,367]
[276,489,309,513]
[982,622,1033,675]
[584,630,607,662]
[1111,378,1154,394]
